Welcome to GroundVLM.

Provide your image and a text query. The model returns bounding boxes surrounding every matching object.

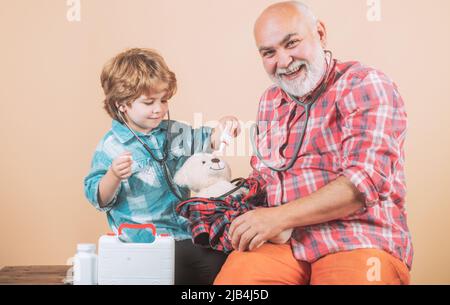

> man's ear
[317,20,327,49]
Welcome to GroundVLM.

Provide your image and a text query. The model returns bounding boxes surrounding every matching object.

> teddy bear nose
[211,158,221,163]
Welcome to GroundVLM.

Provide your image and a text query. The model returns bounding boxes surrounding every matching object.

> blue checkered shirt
[84,120,213,242]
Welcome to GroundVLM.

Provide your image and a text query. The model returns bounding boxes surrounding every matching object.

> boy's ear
[115,102,125,112]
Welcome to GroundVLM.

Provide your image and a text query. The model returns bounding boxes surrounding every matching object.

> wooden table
[0,266,71,285]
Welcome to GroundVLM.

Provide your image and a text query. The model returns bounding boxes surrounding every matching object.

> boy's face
[122,88,169,134]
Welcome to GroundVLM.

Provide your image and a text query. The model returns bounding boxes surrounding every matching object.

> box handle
[118,223,156,237]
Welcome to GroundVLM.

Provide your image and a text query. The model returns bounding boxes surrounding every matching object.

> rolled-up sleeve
[169,121,213,156]
[84,150,121,212]
[338,71,407,207]
[193,126,213,154]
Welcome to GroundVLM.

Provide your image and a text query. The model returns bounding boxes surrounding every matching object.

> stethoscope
[117,109,245,201]
[250,50,334,172]
[117,109,184,200]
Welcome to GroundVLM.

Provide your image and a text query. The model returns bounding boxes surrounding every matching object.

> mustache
[275,60,309,77]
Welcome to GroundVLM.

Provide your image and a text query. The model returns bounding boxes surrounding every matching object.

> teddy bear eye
[202,161,206,165]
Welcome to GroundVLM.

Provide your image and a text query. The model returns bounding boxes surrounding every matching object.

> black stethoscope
[117,109,184,200]
[117,109,245,201]
[250,50,334,172]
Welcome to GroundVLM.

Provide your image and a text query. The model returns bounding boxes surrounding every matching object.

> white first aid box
[97,223,175,285]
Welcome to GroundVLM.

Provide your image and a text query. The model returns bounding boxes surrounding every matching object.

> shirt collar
[112,120,168,144]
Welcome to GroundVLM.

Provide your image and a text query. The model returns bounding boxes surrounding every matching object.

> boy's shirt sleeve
[169,121,213,156]
[84,149,121,213]
[193,126,214,154]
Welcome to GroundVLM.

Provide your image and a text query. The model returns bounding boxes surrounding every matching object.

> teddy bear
[174,152,293,246]
[173,153,245,198]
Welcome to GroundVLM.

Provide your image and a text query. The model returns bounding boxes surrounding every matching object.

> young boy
[84,48,240,284]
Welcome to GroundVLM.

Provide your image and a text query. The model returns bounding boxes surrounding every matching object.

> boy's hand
[111,152,133,180]
[212,116,241,150]
[218,116,241,137]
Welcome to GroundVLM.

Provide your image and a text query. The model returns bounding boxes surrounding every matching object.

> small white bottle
[73,243,98,285]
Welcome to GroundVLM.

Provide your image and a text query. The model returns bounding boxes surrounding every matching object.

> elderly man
[214,1,413,285]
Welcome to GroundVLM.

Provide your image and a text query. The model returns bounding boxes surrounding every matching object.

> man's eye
[161,100,168,104]
[263,51,275,58]
[286,40,300,48]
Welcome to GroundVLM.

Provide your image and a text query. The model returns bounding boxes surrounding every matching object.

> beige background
[0,0,449,284]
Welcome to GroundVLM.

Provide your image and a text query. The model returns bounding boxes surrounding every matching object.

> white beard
[271,47,327,98]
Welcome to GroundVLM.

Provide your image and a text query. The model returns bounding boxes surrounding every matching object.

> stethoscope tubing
[250,50,333,173]
[118,110,184,200]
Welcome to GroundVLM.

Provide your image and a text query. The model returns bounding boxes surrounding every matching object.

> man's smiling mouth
[280,64,306,80]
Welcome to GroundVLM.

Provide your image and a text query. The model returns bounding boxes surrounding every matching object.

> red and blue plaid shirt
[251,59,413,269]
[176,178,268,253]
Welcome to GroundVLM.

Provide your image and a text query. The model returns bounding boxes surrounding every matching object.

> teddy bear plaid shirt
[176,177,267,253]
[251,59,413,269]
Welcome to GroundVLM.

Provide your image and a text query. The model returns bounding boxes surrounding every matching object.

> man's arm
[230,69,407,252]
[280,176,365,229]
[229,176,365,252]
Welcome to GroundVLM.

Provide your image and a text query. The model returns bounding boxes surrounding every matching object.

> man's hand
[229,206,286,252]
[110,151,133,180]
[228,177,366,252]
[211,116,241,150]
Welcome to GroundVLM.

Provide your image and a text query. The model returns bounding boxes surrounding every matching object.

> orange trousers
[214,243,410,285]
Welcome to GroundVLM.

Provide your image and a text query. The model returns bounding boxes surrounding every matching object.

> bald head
[253,1,328,98]
[254,1,318,40]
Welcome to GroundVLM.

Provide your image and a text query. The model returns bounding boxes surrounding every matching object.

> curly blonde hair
[100,48,177,121]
